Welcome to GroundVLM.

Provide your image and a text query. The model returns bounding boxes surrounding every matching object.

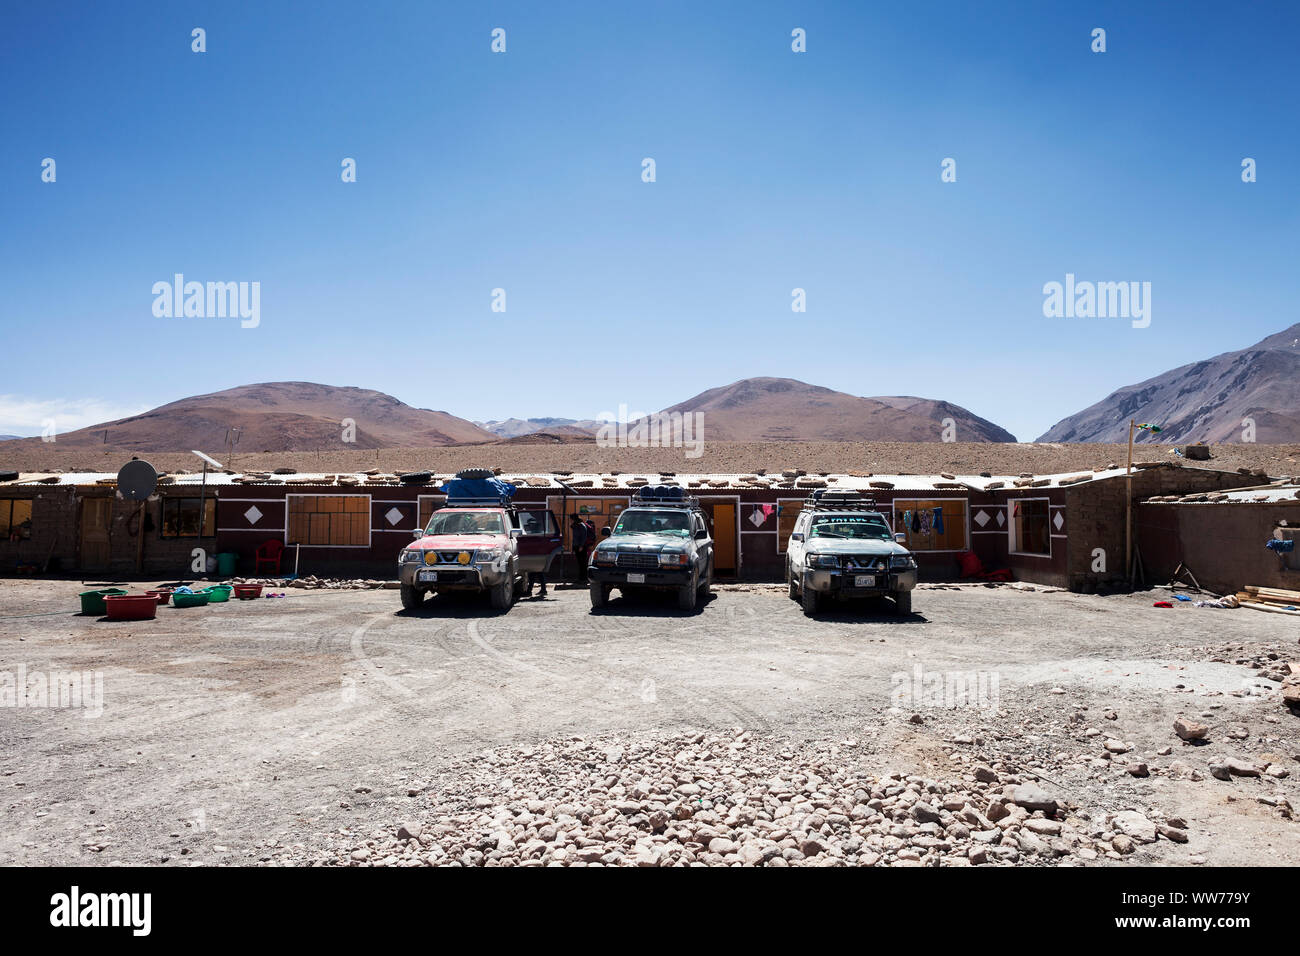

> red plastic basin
[232,584,263,600]
[146,589,174,605]
[104,594,159,621]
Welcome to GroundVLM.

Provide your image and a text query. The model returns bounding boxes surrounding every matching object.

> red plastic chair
[255,539,284,575]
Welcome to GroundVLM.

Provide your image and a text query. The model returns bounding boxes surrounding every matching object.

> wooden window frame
[286,494,372,549]
[891,498,970,553]
[1008,497,1052,558]
[158,497,216,539]
[0,498,33,540]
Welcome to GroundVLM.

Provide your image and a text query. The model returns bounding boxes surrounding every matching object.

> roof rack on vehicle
[806,489,878,510]
[437,497,515,508]
[634,485,701,508]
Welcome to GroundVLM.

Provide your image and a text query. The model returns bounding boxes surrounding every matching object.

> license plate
[626,573,646,583]
[854,574,876,588]
[417,569,438,583]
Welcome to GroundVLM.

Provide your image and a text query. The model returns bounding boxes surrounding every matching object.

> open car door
[516,508,562,574]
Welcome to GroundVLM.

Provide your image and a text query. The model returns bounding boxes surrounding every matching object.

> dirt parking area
[1,578,1297,866]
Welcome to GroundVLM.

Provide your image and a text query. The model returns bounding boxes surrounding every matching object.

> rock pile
[229,576,397,590]
[294,730,1198,868]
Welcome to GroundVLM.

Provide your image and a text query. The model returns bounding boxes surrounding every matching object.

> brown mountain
[20,382,495,453]
[637,378,1016,443]
[1037,323,1300,443]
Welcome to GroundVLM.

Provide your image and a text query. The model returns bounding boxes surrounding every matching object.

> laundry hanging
[933,506,944,535]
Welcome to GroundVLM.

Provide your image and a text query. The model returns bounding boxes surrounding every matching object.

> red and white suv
[398,501,560,611]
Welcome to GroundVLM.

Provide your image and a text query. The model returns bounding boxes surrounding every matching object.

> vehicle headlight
[594,549,617,566]
[659,551,689,567]
[399,549,421,564]
[474,548,503,565]
[890,554,917,569]
[808,553,839,569]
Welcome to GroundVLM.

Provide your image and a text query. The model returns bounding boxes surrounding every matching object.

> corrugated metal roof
[0,465,1260,493]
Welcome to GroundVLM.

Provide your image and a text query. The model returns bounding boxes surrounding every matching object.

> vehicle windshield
[424,511,505,535]
[612,510,691,537]
[808,514,893,540]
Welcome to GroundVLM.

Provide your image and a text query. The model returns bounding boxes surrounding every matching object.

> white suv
[785,492,918,616]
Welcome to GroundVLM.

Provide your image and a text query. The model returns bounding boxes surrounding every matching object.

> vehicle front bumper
[399,562,510,590]
[590,565,693,589]
[802,567,917,596]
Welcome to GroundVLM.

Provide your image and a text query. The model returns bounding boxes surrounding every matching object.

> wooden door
[710,503,737,576]
[80,498,112,570]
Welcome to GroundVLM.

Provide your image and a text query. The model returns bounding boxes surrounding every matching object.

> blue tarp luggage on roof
[638,484,684,501]
[440,477,517,502]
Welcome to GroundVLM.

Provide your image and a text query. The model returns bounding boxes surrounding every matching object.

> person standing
[570,513,591,583]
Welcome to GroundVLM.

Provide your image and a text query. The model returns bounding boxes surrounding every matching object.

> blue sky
[1,0,1296,441]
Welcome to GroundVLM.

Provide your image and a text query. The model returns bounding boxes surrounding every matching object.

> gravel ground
[0,578,1296,866]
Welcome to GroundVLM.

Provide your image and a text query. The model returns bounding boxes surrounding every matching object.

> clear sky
[2,0,1296,441]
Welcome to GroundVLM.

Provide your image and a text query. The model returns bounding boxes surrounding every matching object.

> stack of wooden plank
[1235,586,1300,616]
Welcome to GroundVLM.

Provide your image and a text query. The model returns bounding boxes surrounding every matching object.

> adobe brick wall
[1065,466,1262,591]
[0,487,78,573]
[1137,499,1300,595]
[0,487,216,579]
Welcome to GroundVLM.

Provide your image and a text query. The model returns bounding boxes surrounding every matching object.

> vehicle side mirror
[509,528,521,537]
[412,530,424,539]
[695,529,707,540]
[601,526,612,537]
[791,532,804,542]
[895,532,907,543]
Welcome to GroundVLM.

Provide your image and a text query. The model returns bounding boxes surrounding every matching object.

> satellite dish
[117,459,158,501]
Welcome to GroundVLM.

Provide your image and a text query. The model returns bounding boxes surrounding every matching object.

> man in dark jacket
[570,513,591,583]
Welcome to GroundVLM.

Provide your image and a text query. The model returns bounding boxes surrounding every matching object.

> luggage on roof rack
[441,476,516,504]
[806,489,877,510]
[635,485,700,508]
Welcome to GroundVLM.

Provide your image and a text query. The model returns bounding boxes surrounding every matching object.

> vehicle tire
[697,561,711,597]
[678,579,698,611]
[489,577,513,611]
[590,582,611,609]
[787,561,798,601]
[801,581,820,616]
[513,572,527,601]
[894,590,912,616]
[400,584,426,610]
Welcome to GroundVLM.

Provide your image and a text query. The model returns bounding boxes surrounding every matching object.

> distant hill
[635,377,1016,443]
[478,417,598,439]
[1038,323,1300,443]
[4,382,495,453]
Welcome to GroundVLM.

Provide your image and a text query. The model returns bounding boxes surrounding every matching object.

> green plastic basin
[79,588,127,615]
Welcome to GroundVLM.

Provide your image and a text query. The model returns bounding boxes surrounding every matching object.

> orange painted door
[711,503,736,575]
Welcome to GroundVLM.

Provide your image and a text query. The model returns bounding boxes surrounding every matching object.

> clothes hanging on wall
[910,510,921,534]
[920,509,932,535]
[933,507,944,535]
